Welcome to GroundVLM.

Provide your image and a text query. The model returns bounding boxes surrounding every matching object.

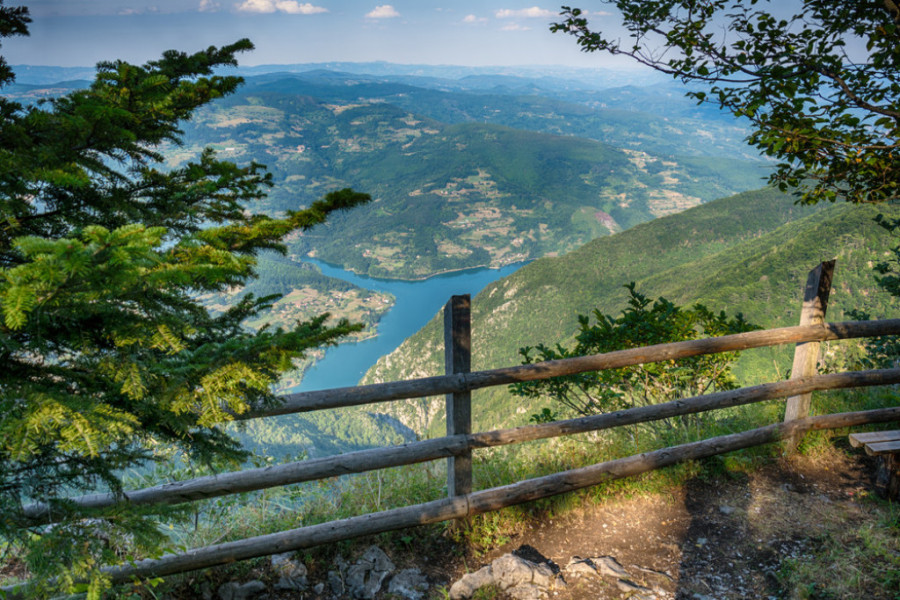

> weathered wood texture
[22,368,900,524]
[247,319,900,419]
[784,261,836,440]
[849,430,900,447]
[445,294,472,497]
[76,406,900,585]
[865,440,900,456]
[20,437,470,524]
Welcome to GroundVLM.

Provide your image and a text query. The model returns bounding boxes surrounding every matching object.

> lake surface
[291,259,524,392]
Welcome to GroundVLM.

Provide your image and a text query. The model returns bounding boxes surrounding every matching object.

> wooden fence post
[783,260,836,450]
[444,294,472,497]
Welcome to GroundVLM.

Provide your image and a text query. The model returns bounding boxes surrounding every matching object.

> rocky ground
[162,445,894,600]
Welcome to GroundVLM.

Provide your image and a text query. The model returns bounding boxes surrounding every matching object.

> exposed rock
[631,565,674,582]
[274,576,307,592]
[592,555,629,579]
[449,552,563,599]
[387,568,430,600]
[271,552,307,577]
[217,580,266,600]
[313,583,325,595]
[328,555,350,595]
[719,505,736,515]
[345,545,396,599]
[564,554,630,581]
[506,583,546,600]
[493,554,547,589]
[563,557,598,577]
[617,578,653,593]
[327,568,345,596]
[271,551,308,591]
[449,565,495,599]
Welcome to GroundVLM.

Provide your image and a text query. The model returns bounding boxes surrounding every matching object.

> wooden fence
[8,260,900,592]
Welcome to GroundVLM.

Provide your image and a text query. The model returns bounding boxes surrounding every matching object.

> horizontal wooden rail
[247,319,900,419]
[23,367,900,524]
[50,406,900,586]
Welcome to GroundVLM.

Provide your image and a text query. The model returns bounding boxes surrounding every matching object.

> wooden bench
[848,430,900,499]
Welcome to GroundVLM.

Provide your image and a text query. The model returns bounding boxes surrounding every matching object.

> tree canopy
[552,0,900,204]
[0,2,368,593]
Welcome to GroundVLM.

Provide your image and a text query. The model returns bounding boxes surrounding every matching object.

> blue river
[290,259,525,392]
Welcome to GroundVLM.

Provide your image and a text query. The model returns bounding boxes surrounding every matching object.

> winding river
[291,259,524,392]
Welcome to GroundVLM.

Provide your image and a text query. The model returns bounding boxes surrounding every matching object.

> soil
[436,447,884,600]
[160,444,892,600]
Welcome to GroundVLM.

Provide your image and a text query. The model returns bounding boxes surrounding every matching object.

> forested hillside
[361,188,900,436]
[166,74,767,279]
[0,68,774,457]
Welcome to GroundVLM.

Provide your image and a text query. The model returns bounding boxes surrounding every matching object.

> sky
[3,1,632,69]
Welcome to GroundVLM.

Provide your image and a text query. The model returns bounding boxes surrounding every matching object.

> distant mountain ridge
[6,64,764,282]
[9,61,666,88]
[162,70,766,279]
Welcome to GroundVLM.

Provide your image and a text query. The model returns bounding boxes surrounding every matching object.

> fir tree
[0,3,369,593]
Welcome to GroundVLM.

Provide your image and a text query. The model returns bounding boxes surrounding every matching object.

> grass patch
[776,498,900,599]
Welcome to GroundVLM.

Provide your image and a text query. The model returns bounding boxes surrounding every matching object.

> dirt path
[163,445,894,600]
[448,448,886,600]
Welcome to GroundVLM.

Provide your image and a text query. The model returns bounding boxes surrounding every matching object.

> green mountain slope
[246,74,754,159]
[174,88,767,279]
[361,189,900,436]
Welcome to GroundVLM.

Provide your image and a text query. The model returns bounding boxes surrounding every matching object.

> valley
[149,65,870,456]
[360,190,900,438]
[169,70,768,280]
[116,63,773,439]
[8,64,857,458]
[6,5,899,597]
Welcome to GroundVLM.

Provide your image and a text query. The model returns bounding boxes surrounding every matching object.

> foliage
[0,3,369,594]
[511,285,756,431]
[167,79,766,279]
[364,192,900,438]
[552,0,900,204]
[846,212,900,369]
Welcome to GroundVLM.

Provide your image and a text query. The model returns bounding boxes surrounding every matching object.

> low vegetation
[30,383,894,599]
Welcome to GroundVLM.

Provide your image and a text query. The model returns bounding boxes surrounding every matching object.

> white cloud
[495,7,554,18]
[118,5,159,15]
[236,0,327,14]
[236,0,273,11]
[199,0,220,11]
[462,14,487,24]
[276,1,328,14]
[366,4,400,19]
[501,22,531,31]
